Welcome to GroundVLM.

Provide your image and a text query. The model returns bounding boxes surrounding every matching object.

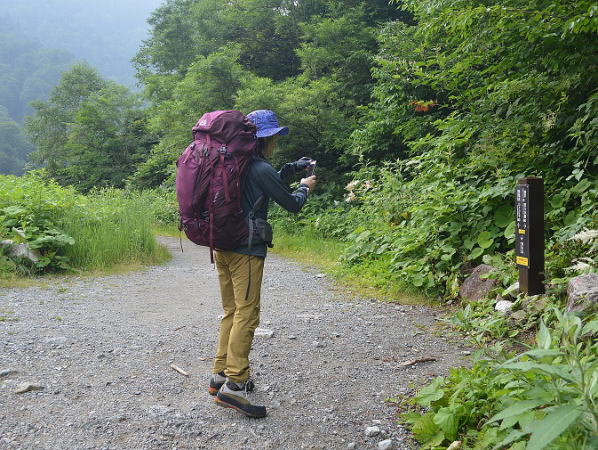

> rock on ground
[459,264,498,302]
[0,237,466,449]
[567,273,598,313]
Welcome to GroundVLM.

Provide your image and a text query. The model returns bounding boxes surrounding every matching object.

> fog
[0,0,165,87]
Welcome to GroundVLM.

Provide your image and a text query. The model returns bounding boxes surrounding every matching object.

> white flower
[570,228,598,244]
[345,180,359,192]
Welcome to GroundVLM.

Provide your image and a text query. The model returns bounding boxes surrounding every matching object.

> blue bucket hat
[247,110,289,138]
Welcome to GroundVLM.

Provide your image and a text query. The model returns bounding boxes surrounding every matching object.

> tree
[0,107,34,175]
[26,64,152,191]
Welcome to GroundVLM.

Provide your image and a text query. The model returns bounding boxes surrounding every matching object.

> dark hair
[255,137,271,159]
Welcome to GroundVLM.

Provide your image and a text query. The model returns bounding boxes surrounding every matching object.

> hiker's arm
[259,165,309,213]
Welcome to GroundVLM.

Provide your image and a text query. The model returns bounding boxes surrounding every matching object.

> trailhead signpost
[515,177,545,295]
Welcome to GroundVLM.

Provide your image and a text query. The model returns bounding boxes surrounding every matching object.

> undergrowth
[0,174,170,278]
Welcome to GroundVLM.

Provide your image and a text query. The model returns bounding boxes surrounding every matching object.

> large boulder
[567,273,598,313]
[459,264,499,302]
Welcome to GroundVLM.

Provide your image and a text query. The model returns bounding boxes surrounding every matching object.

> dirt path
[0,237,467,449]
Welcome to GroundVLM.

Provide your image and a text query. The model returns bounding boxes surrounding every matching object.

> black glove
[293,157,313,171]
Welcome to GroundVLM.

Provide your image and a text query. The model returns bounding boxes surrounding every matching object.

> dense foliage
[25,64,156,192]
[271,0,597,298]
[130,0,404,188]
[404,310,597,449]
[0,107,35,176]
[0,174,168,277]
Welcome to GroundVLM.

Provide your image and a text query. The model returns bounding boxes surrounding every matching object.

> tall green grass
[61,190,170,270]
[0,174,170,278]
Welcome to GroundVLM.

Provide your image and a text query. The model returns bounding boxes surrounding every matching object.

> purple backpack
[176,110,257,260]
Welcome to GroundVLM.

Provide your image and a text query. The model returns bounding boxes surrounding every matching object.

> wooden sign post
[515,177,545,295]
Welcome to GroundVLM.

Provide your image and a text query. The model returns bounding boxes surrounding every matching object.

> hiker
[209,109,316,418]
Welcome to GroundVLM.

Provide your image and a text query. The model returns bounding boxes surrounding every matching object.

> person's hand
[300,175,317,190]
[293,157,313,171]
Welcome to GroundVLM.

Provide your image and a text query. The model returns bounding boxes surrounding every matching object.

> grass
[271,227,434,306]
[61,191,171,270]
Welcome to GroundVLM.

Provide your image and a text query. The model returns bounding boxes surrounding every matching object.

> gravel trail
[0,237,467,449]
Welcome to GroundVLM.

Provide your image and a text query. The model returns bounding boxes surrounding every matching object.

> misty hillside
[0,0,164,87]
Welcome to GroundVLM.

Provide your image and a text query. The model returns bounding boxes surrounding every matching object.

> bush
[405,309,598,449]
[0,174,169,276]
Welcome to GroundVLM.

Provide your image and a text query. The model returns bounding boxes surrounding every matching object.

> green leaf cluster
[25,64,155,192]
[405,310,598,449]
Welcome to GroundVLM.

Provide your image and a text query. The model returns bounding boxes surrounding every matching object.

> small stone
[44,336,67,345]
[347,443,357,449]
[254,328,274,338]
[314,273,325,278]
[503,282,519,298]
[495,300,514,314]
[372,420,382,425]
[0,369,18,378]
[15,383,44,394]
[365,426,380,437]
[378,439,393,450]
[461,350,471,356]
[288,335,297,340]
[312,341,324,348]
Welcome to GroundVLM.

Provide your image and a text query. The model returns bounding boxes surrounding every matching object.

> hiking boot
[215,381,267,418]
[209,372,255,396]
[208,371,227,395]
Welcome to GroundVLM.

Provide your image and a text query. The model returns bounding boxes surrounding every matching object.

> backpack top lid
[192,110,256,144]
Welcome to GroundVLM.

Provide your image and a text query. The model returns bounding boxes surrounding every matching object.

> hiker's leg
[224,254,264,383]
[213,251,237,375]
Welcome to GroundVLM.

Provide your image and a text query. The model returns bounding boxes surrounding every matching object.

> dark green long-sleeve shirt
[233,158,309,258]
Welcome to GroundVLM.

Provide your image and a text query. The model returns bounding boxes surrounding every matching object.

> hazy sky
[0,0,166,86]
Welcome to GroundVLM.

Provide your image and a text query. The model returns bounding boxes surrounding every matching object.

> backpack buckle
[219,145,231,158]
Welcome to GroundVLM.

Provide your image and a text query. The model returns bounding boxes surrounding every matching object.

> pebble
[347,443,357,449]
[288,335,297,340]
[15,383,44,394]
[0,369,18,378]
[312,341,324,348]
[254,328,274,338]
[378,439,393,450]
[495,300,514,313]
[365,426,380,437]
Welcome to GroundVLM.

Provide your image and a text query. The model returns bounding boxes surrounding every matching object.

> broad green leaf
[550,194,565,208]
[564,210,579,226]
[522,349,563,359]
[500,362,575,382]
[412,274,424,287]
[415,377,445,406]
[494,206,512,227]
[433,407,459,441]
[487,399,547,425]
[470,247,484,259]
[536,320,551,349]
[410,412,444,446]
[526,404,582,450]
[503,221,515,239]
[477,231,494,249]
[493,429,527,449]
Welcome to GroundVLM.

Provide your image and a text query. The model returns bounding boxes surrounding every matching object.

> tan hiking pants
[212,250,265,383]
